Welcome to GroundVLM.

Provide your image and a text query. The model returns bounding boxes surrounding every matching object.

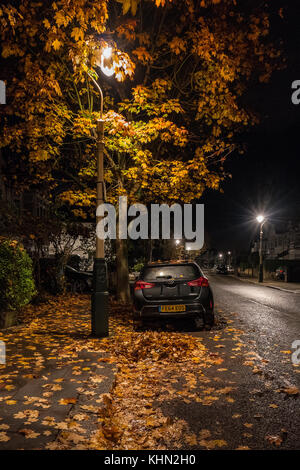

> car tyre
[194,316,205,330]
[204,311,215,329]
[133,314,143,331]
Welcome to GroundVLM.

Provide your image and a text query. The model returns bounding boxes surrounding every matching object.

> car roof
[143,261,199,268]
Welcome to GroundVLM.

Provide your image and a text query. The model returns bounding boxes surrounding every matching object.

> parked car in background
[216,265,228,275]
[133,261,214,328]
[275,267,286,281]
[38,257,93,294]
[65,265,92,293]
[129,271,140,282]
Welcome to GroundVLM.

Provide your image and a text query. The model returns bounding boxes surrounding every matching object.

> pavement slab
[231,274,300,294]
[0,351,116,450]
[0,295,117,450]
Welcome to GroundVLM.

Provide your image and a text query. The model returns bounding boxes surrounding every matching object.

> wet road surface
[208,273,300,387]
[161,273,300,449]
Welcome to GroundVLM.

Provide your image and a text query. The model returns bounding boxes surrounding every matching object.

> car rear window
[142,264,200,281]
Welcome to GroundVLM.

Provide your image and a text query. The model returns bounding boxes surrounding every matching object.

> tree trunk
[32,244,41,292]
[148,239,153,263]
[55,250,71,294]
[116,237,131,304]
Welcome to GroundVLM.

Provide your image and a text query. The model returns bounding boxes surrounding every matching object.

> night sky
[202,1,300,253]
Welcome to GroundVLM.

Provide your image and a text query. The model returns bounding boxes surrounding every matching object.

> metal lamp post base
[258,264,263,283]
[91,258,109,337]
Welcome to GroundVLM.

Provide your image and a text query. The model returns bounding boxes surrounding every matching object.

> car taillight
[134,280,155,290]
[187,276,209,287]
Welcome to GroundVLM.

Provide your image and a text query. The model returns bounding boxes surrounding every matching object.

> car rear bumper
[134,302,208,319]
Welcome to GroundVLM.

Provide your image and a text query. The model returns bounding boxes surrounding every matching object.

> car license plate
[159,305,186,313]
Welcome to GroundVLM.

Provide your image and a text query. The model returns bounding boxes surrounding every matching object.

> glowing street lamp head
[102,46,112,59]
[256,215,265,224]
[99,46,114,77]
[219,253,223,258]
[228,251,231,255]
[100,63,114,77]
[175,239,180,245]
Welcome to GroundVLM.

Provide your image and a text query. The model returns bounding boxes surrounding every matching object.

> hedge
[0,238,36,315]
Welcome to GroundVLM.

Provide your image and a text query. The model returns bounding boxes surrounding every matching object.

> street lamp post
[256,215,265,283]
[89,47,114,337]
[174,239,180,261]
[227,251,231,268]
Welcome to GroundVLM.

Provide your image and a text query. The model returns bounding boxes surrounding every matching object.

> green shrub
[133,262,144,273]
[0,238,36,312]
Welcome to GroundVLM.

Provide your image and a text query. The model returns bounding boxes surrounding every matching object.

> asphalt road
[161,273,300,449]
[207,272,300,387]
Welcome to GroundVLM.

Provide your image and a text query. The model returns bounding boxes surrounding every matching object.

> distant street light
[256,215,264,224]
[227,251,232,267]
[256,215,266,283]
[174,239,181,261]
[218,253,223,258]
[88,46,116,338]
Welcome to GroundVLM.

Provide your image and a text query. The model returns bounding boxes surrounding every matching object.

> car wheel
[194,316,204,330]
[72,280,85,293]
[138,318,151,330]
[132,314,142,331]
[204,311,215,328]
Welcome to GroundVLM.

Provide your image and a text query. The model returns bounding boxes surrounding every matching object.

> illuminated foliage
[0,0,282,216]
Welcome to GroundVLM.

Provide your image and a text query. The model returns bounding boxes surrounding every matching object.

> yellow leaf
[43,19,51,29]
[200,439,227,449]
[185,433,197,446]
[280,386,299,396]
[71,27,84,41]
[4,385,15,391]
[0,432,10,442]
[52,39,62,50]
[59,398,77,405]
[131,0,139,16]
[265,435,283,447]
[54,11,67,27]
[123,0,131,15]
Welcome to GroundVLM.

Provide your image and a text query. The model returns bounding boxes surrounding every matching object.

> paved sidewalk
[0,295,117,450]
[231,275,300,294]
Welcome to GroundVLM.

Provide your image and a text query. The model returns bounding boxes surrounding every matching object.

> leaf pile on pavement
[99,302,210,365]
[90,306,228,449]
[104,330,207,363]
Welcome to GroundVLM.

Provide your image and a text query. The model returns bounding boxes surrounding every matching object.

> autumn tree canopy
[0,0,283,217]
